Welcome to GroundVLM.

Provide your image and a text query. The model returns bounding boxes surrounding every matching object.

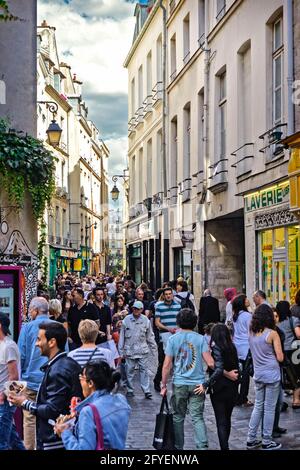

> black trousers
[154,342,165,386]
[237,359,250,404]
[210,384,238,450]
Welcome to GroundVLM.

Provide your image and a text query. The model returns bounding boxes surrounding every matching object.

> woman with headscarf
[224,288,237,327]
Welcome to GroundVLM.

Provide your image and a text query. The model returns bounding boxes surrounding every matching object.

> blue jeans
[247,381,281,445]
[0,401,26,450]
[171,384,208,450]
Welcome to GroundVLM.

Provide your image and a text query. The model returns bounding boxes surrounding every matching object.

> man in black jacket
[198,289,220,335]
[9,322,82,450]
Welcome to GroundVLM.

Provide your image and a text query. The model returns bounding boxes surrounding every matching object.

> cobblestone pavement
[124,378,300,450]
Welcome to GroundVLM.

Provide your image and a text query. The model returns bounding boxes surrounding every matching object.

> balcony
[152,81,163,106]
[183,51,190,65]
[128,116,136,135]
[55,186,68,199]
[152,192,164,211]
[170,70,177,82]
[167,186,178,206]
[143,95,153,119]
[198,33,205,49]
[216,3,226,22]
[179,178,192,202]
[259,123,287,162]
[231,143,254,178]
[192,170,204,194]
[135,107,144,128]
[143,197,152,213]
[129,206,136,220]
[169,0,176,14]
[208,158,228,194]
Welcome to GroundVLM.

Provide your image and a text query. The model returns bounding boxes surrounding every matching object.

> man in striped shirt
[155,288,181,352]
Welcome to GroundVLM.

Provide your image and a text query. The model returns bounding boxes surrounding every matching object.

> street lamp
[37,101,62,148]
[85,221,97,274]
[110,171,129,202]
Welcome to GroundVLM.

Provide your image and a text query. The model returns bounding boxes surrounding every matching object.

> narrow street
[125,379,300,450]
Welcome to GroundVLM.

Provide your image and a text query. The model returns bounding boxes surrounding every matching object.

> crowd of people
[0,270,299,451]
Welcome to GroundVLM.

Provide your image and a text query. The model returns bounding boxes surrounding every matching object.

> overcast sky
[37,0,136,206]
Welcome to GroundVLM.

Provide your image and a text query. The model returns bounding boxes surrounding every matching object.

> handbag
[280,355,299,390]
[88,403,105,450]
[152,395,175,450]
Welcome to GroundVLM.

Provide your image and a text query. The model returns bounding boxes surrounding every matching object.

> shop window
[274,227,285,249]
[260,225,300,304]
[288,225,300,302]
[261,230,273,304]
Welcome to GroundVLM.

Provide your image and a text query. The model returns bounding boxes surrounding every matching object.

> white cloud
[37,0,134,196]
[38,2,135,95]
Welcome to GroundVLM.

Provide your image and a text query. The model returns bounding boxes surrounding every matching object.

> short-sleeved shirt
[68,302,99,346]
[68,346,114,368]
[165,331,209,385]
[233,310,252,360]
[94,303,112,345]
[278,316,300,351]
[155,300,181,330]
[0,336,20,393]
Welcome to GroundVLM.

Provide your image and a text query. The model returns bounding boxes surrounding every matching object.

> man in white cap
[119,300,157,399]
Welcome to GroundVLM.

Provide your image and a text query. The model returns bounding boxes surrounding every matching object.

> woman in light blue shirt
[54,361,131,450]
[232,294,253,406]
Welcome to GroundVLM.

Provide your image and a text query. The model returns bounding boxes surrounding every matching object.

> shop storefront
[244,180,299,304]
[127,243,142,285]
[172,229,194,291]
[49,248,79,285]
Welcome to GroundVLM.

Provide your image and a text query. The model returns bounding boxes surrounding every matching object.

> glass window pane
[274,55,282,88]
[288,225,300,302]
[262,230,273,304]
[274,89,282,122]
[274,20,282,51]
[220,74,226,101]
[275,227,285,249]
[275,261,286,302]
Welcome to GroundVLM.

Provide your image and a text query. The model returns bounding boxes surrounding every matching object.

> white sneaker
[262,441,282,450]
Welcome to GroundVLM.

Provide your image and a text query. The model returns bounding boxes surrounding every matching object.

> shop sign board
[59,249,78,259]
[245,182,289,212]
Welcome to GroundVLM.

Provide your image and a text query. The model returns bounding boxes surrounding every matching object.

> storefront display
[260,224,299,304]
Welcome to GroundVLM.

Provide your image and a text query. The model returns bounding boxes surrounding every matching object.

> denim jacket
[18,316,69,391]
[61,390,131,450]
[18,315,56,391]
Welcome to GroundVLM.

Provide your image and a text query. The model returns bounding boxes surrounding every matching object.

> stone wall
[0,0,37,135]
[205,217,245,318]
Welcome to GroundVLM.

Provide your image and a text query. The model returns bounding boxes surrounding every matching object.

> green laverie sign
[245,184,289,212]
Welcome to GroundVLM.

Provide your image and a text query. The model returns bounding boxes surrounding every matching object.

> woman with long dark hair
[54,361,131,450]
[196,323,239,450]
[232,294,253,406]
[246,304,284,450]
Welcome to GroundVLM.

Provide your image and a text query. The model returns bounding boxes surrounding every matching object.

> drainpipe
[159,0,167,198]
[286,0,294,136]
[203,0,210,196]
[159,0,169,281]
[201,0,211,290]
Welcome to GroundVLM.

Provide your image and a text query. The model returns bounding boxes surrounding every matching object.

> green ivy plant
[0,0,20,21]
[0,118,57,280]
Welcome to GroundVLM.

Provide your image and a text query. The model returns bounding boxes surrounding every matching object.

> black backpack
[176,292,195,312]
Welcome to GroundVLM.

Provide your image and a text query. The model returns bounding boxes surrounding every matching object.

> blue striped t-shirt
[155,300,181,329]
